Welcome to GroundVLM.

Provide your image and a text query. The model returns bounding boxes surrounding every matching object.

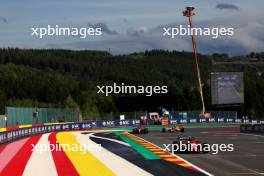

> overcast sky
[0,0,264,55]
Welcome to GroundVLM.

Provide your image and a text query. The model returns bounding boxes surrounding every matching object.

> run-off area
[0,127,263,176]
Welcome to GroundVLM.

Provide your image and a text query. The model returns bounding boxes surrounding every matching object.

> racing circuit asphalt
[86,132,206,176]
[137,126,264,176]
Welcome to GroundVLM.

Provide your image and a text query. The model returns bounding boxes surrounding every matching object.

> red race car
[172,136,208,153]
[132,126,149,134]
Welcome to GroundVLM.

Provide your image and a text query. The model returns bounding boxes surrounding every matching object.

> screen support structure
[183,7,205,114]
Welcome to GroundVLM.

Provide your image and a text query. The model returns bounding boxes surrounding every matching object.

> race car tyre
[180,128,184,132]
[144,128,149,134]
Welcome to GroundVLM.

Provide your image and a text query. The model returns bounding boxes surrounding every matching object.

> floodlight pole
[183,7,205,114]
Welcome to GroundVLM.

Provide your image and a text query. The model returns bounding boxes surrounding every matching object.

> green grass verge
[114,131,160,160]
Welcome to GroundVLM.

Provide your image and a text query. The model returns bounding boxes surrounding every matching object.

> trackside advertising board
[1,118,264,144]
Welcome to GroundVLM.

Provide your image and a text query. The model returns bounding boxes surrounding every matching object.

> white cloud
[52,15,263,56]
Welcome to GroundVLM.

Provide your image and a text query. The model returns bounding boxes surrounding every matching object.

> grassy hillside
[0,48,263,119]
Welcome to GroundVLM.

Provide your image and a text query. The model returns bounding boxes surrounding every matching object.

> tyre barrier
[240,124,264,134]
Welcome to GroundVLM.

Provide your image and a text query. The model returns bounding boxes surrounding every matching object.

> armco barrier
[0,119,140,144]
[1,118,264,145]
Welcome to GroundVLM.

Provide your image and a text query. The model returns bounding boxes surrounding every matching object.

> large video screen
[211,72,244,105]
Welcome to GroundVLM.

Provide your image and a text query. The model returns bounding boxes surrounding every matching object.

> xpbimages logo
[97,83,168,96]
[163,25,234,39]
[31,142,102,154]
[163,142,234,154]
[31,25,102,39]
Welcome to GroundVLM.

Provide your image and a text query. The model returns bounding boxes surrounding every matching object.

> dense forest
[0,48,264,119]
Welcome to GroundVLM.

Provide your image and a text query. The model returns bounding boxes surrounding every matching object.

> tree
[0,90,6,113]
[64,95,79,109]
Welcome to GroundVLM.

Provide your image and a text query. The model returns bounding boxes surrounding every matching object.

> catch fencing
[0,116,5,128]
[6,107,79,126]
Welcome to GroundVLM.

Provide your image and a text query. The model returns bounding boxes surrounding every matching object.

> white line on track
[22,133,58,176]
[231,173,264,175]
[131,134,214,176]
[240,133,264,138]
[255,142,264,144]
[87,133,131,147]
